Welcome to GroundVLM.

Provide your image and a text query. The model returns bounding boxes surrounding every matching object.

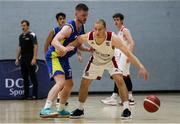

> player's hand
[15,59,19,66]
[57,46,75,57]
[31,58,36,65]
[77,55,83,63]
[138,66,149,80]
[65,46,75,52]
[85,47,95,53]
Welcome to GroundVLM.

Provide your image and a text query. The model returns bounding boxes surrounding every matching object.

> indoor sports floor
[0,93,180,123]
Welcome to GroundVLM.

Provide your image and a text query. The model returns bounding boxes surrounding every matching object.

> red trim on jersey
[85,56,94,72]
[123,75,130,79]
[106,32,112,41]
[96,76,102,80]
[112,56,118,68]
[89,31,94,40]
[120,25,125,32]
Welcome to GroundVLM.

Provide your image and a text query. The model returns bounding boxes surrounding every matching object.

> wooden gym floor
[0,93,180,123]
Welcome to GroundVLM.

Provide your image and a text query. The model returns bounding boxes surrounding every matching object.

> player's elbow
[51,39,57,48]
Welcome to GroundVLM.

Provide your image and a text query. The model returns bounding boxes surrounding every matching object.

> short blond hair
[95,19,106,28]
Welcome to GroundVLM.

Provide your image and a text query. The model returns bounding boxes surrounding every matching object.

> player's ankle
[78,102,84,110]
[123,101,130,110]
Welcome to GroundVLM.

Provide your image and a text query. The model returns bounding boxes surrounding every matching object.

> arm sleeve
[30,32,38,44]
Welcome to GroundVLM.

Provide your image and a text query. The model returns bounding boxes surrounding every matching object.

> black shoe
[121,108,131,119]
[70,109,84,119]
[65,102,68,106]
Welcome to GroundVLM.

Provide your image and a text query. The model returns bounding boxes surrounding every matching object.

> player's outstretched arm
[112,34,149,80]
[68,33,89,47]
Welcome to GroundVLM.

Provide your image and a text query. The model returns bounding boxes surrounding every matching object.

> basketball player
[44,12,69,107]
[67,19,148,119]
[40,3,89,118]
[101,13,135,106]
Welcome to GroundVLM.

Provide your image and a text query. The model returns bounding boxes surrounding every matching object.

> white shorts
[115,49,131,76]
[82,56,123,80]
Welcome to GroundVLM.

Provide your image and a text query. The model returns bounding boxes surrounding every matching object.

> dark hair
[113,13,124,20]
[75,3,89,11]
[21,20,30,26]
[56,12,66,20]
[95,19,106,28]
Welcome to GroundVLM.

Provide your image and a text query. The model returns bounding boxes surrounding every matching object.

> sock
[123,101,129,110]
[128,93,133,100]
[78,102,84,110]
[44,100,52,109]
[111,93,118,99]
[57,103,65,111]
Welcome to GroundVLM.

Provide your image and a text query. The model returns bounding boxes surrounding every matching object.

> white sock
[123,101,129,110]
[128,93,133,100]
[44,100,52,109]
[57,103,65,111]
[78,102,84,110]
[111,93,118,99]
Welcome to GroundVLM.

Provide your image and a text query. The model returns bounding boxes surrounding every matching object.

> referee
[15,20,38,99]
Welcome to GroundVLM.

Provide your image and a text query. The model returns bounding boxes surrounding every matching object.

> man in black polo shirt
[15,20,38,99]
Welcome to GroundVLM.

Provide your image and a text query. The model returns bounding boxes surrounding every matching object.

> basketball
[143,95,160,113]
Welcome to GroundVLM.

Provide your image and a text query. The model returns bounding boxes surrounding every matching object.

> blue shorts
[46,57,72,80]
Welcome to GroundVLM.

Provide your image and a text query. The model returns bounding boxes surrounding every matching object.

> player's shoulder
[67,20,75,25]
[121,27,129,33]
[65,20,75,32]
[53,26,61,33]
[53,26,60,31]
[29,32,36,37]
[19,33,23,37]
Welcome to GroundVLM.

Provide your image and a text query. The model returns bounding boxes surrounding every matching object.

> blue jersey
[53,26,61,37]
[46,20,85,59]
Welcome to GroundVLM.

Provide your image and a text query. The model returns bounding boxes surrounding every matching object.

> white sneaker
[129,99,135,105]
[101,97,118,106]
[119,99,135,106]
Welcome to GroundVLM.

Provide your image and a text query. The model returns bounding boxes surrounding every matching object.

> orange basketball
[143,95,160,113]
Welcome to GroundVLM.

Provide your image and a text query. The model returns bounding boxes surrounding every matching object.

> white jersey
[115,25,129,54]
[114,25,131,76]
[87,31,115,65]
[83,31,122,80]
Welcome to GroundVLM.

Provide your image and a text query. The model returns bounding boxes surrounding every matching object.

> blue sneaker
[57,109,70,118]
[40,108,58,118]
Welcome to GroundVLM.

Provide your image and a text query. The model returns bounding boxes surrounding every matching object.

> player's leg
[57,79,73,117]
[40,74,65,118]
[55,61,72,114]
[118,52,135,105]
[112,74,131,119]
[70,78,92,119]
[70,57,103,119]
[123,75,135,105]
[108,59,131,119]
[40,58,65,118]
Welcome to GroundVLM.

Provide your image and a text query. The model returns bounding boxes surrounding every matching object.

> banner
[0,60,53,99]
